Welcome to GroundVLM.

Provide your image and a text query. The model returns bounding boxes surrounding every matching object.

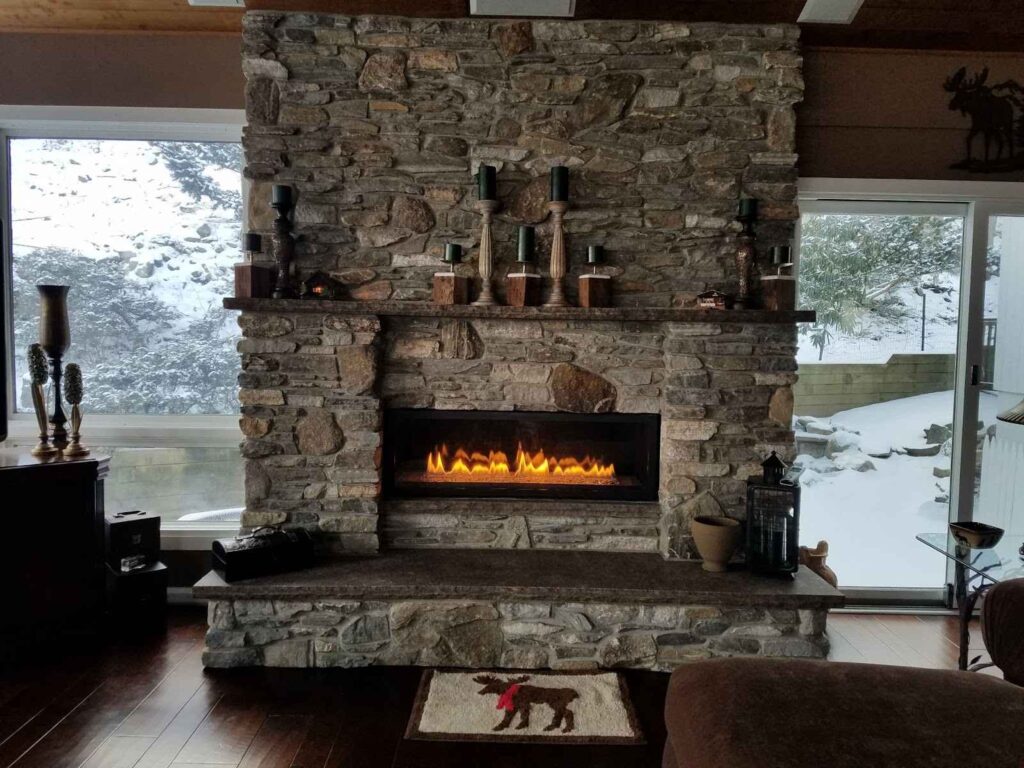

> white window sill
[162,524,239,550]
[4,413,241,448]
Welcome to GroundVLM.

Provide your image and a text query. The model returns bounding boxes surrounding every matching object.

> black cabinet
[0,451,110,660]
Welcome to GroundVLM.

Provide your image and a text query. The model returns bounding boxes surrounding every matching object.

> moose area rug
[405,670,645,745]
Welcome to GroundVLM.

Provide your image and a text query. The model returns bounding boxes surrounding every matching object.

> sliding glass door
[795,201,967,594]
[796,183,1024,602]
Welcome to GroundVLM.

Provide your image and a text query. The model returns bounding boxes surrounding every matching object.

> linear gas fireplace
[382,410,660,502]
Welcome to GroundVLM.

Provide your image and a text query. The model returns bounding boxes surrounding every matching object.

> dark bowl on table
[949,521,1004,550]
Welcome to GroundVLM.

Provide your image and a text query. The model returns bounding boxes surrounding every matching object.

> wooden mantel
[223,298,816,324]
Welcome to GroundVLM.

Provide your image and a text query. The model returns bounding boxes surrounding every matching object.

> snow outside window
[7,137,243,525]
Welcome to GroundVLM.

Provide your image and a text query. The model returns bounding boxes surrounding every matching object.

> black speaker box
[104,510,160,571]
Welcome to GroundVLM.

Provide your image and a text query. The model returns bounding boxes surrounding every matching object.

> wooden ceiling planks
[0,0,244,34]
[1,0,1022,50]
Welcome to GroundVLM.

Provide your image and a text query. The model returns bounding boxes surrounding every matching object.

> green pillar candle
[550,165,569,202]
[770,245,792,265]
[271,184,293,208]
[517,226,536,263]
[587,245,604,265]
[738,197,758,220]
[477,165,496,200]
[444,243,463,264]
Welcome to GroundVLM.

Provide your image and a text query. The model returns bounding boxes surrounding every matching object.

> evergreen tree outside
[798,214,965,361]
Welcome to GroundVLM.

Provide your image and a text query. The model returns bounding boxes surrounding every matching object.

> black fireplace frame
[381,409,660,502]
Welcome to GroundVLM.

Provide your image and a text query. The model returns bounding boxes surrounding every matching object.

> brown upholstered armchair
[982,577,1024,685]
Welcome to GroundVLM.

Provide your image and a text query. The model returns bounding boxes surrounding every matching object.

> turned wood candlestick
[472,199,499,306]
[544,201,570,307]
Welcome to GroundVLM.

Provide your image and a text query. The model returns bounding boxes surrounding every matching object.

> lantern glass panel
[746,483,800,575]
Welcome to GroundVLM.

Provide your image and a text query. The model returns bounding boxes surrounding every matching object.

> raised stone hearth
[196,550,842,669]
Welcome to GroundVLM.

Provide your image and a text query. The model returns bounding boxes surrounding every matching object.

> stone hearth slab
[194,550,842,609]
[195,552,842,670]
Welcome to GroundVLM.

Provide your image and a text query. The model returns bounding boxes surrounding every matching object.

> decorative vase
[691,515,742,572]
[37,284,71,450]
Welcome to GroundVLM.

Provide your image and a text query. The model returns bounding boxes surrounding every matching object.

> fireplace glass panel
[383,410,660,501]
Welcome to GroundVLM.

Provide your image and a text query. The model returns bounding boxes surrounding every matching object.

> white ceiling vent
[470,0,576,17]
[797,0,865,24]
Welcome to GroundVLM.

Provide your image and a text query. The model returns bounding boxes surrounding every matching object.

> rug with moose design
[405,670,645,745]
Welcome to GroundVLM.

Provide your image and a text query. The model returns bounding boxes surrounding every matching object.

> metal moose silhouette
[944,66,1024,173]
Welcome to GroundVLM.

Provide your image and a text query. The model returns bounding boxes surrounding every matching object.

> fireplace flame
[425,443,616,484]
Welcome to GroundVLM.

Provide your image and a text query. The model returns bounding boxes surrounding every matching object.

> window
[1,108,246,533]
[797,180,1024,604]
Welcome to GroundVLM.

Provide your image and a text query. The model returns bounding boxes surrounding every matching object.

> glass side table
[916,532,1024,670]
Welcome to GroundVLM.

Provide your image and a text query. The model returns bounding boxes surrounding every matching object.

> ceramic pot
[691,515,742,572]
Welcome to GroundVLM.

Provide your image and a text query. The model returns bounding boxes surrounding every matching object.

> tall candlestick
[37,284,71,450]
[271,189,295,299]
[472,199,499,306]
[550,165,569,202]
[544,200,570,307]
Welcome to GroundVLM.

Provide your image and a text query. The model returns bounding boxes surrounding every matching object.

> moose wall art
[944,66,1024,173]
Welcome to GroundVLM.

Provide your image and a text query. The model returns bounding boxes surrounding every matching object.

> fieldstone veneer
[238,306,800,559]
[216,12,829,670]
[242,14,802,304]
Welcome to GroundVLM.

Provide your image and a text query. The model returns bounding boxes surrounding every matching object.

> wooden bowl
[949,521,1004,550]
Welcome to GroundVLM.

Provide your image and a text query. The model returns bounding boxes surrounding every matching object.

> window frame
[1,106,245,446]
[1,106,247,541]
[798,178,1024,607]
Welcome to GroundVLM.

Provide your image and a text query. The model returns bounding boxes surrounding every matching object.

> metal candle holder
[544,200,570,307]
[271,189,295,299]
[37,284,70,451]
[472,199,499,306]
[734,200,758,310]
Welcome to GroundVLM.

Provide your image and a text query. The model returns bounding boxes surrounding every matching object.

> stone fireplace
[195,11,844,670]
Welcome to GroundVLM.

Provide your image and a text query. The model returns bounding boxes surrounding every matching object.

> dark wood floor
[0,609,974,768]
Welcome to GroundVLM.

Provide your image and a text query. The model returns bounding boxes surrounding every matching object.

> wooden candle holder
[472,199,499,306]
[761,275,796,311]
[544,200,570,307]
[506,273,541,307]
[578,274,612,308]
[433,272,468,305]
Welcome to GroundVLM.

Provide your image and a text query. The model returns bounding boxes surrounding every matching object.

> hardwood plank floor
[0,608,983,768]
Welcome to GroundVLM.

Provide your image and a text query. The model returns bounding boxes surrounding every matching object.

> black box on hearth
[104,510,161,572]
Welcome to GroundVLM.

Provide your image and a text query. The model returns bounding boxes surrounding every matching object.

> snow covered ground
[797,390,1001,589]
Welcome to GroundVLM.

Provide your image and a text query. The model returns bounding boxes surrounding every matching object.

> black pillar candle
[271,184,293,208]
[587,244,604,265]
[550,165,569,202]
[444,243,463,264]
[517,226,536,263]
[738,197,758,220]
[770,245,792,266]
[477,165,497,200]
[242,232,263,254]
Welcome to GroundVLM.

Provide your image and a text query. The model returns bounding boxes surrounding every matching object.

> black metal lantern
[746,451,800,576]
